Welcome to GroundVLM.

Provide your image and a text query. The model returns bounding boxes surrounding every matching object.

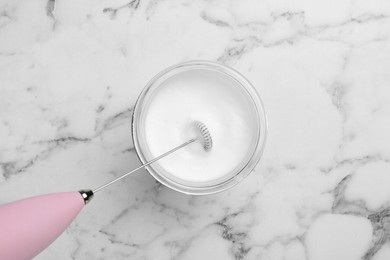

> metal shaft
[92,138,197,193]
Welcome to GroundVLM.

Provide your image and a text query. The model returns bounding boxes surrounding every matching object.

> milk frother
[0,121,212,260]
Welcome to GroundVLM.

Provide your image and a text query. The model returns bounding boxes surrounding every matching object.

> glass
[131,60,267,195]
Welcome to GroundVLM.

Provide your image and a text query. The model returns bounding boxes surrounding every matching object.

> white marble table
[1,0,390,259]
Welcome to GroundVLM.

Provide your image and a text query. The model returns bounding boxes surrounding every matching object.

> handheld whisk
[0,121,212,260]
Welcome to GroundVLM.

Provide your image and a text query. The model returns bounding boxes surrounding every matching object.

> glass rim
[131,60,267,195]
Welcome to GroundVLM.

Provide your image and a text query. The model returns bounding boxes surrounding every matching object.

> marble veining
[1,0,390,259]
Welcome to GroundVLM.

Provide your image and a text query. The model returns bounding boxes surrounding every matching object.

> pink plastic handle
[0,192,85,260]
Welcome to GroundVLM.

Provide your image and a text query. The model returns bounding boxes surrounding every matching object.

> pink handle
[0,192,85,260]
